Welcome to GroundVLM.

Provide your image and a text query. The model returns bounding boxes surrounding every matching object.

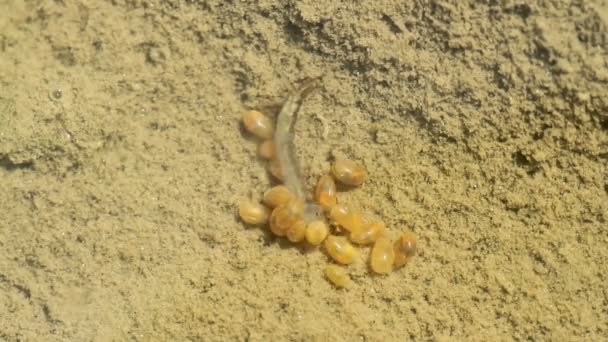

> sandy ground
[1,0,607,341]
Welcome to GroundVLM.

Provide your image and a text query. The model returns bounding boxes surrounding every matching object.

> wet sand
[1,1,607,340]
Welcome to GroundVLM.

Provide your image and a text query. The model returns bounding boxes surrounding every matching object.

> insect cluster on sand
[238,79,417,288]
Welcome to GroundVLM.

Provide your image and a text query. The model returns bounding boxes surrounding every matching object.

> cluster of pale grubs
[238,79,416,288]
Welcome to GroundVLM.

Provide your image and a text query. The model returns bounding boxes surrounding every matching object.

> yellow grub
[242,110,274,139]
[370,237,395,274]
[305,220,329,245]
[332,159,367,186]
[314,174,337,210]
[324,235,358,265]
[263,185,293,208]
[329,204,363,233]
[350,222,385,245]
[324,265,351,288]
[269,199,304,236]
[286,220,306,242]
[394,231,417,268]
[269,217,286,236]
[238,200,269,225]
[258,140,275,160]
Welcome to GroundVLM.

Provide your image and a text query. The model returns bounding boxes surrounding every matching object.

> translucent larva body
[258,140,276,160]
[238,200,269,225]
[324,235,358,265]
[329,204,363,233]
[269,199,304,236]
[263,185,293,208]
[242,110,274,139]
[325,265,351,288]
[305,220,329,245]
[394,231,417,268]
[332,159,367,186]
[268,159,284,181]
[314,174,337,210]
[370,237,395,274]
[350,222,385,245]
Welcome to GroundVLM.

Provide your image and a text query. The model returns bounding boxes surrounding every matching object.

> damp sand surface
[1,1,607,340]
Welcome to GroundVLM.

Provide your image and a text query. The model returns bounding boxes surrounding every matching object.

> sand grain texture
[0,1,607,341]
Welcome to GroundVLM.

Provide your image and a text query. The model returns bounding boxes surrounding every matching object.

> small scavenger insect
[350,222,385,245]
[325,265,351,288]
[238,200,270,225]
[325,235,358,265]
[370,237,395,274]
[242,110,274,139]
[263,185,293,208]
[314,174,337,210]
[329,204,363,233]
[305,220,329,245]
[332,159,367,186]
